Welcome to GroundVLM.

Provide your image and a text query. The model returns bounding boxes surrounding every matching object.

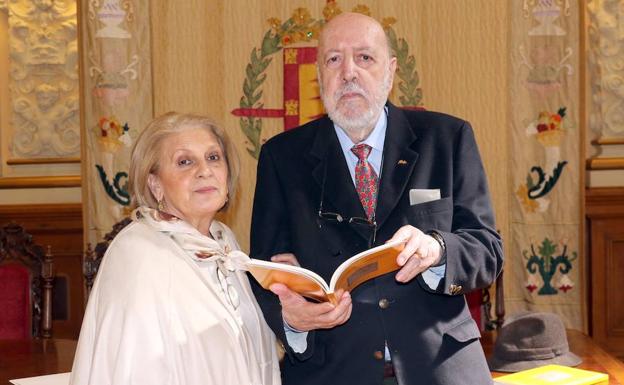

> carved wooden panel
[586,187,624,360]
[5,0,79,158]
[0,203,83,339]
[587,0,624,138]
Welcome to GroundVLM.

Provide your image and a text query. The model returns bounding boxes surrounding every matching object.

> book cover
[247,239,406,304]
[494,364,609,385]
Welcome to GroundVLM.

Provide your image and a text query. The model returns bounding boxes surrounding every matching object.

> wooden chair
[83,217,132,297]
[468,229,505,331]
[465,269,505,332]
[0,222,54,339]
[482,269,505,330]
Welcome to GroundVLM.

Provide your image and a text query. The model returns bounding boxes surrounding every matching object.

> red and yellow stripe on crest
[283,47,325,130]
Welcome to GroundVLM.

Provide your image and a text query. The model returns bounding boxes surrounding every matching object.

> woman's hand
[271,253,300,267]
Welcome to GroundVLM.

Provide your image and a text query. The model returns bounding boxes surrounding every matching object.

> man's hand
[270,253,300,267]
[389,225,443,283]
[270,283,352,332]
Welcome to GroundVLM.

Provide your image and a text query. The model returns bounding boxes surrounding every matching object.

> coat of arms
[231,1,423,158]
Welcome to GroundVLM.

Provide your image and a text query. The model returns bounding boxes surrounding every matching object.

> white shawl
[69,207,281,385]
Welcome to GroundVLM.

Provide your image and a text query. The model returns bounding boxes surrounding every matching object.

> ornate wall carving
[6,0,79,158]
[587,0,624,137]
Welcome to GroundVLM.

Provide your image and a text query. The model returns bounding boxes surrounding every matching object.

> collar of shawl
[132,206,249,272]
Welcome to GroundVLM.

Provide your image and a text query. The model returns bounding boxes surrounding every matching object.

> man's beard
[321,70,393,139]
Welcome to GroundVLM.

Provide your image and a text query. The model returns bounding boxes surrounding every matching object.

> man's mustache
[335,82,368,99]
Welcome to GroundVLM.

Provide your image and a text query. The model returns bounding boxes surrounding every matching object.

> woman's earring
[158,199,166,211]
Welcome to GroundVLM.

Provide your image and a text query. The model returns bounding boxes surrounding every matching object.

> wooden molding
[585,157,624,170]
[591,137,624,146]
[585,187,624,216]
[0,175,81,189]
[7,157,81,165]
[0,203,82,224]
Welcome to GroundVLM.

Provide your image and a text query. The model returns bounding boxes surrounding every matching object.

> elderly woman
[70,112,281,385]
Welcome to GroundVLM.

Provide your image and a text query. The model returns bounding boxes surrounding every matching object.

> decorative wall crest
[231,1,423,159]
[7,0,79,158]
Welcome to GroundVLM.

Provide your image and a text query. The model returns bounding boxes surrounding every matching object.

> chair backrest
[482,269,505,330]
[84,217,132,297]
[466,270,505,332]
[0,222,54,339]
[467,230,505,331]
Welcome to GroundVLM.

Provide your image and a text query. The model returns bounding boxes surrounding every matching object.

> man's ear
[147,173,163,202]
[389,56,397,72]
[389,56,398,77]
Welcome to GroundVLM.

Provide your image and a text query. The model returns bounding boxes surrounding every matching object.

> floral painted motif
[523,237,577,295]
[525,272,539,293]
[90,51,139,107]
[93,0,133,39]
[517,107,570,213]
[519,45,573,98]
[94,117,132,206]
[533,107,567,146]
[525,0,570,36]
[96,116,131,153]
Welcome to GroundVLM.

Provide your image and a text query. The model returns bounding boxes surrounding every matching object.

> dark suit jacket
[250,104,503,385]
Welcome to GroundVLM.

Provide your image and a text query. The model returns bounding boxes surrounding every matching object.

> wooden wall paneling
[0,204,84,339]
[586,187,624,360]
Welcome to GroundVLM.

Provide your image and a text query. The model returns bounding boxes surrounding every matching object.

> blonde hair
[129,112,240,211]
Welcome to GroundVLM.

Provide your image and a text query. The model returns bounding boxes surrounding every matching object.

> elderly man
[250,12,503,385]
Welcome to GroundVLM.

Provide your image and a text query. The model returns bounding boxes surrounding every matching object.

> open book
[247,239,406,304]
[10,372,70,385]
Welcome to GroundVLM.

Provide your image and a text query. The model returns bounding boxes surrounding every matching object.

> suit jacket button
[378,298,390,309]
[373,350,384,360]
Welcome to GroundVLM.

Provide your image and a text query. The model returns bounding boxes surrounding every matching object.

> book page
[330,240,405,293]
[247,261,330,302]
[10,373,70,385]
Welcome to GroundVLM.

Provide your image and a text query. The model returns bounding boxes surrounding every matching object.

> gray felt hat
[488,312,582,372]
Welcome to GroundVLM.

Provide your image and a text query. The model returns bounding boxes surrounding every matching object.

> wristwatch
[428,230,447,266]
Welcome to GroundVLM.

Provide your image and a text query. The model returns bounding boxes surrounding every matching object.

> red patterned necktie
[351,144,378,220]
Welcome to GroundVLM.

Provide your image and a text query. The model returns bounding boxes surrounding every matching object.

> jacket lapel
[375,104,419,230]
[308,118,371,242]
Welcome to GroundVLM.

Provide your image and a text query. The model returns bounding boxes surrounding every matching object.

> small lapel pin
[397,160,408,165]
